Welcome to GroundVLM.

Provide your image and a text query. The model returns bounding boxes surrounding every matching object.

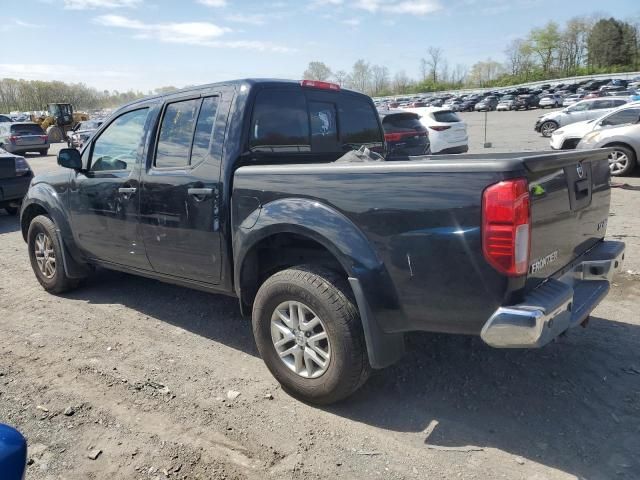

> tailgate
[524,149,611,289]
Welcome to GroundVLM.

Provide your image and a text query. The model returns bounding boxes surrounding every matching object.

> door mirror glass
[58,148,82,170]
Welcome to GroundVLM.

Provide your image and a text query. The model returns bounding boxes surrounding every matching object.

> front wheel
[252,266,370,405]
[27,215,80,293]
[607,145,637,177]
[540,121,558,137]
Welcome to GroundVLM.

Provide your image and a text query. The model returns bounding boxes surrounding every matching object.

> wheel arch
[601,141,638,160]
[233,197,405,368]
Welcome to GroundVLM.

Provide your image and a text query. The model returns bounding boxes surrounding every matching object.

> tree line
[0,79,175,114]
[304,14,640,96]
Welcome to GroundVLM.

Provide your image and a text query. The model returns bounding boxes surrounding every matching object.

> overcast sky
[1,0,638,92]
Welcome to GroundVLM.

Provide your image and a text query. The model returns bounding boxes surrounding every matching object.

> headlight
[553,129,564,136]
[581,131,600,144]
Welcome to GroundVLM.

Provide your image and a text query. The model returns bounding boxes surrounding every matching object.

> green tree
[588,18,634,68]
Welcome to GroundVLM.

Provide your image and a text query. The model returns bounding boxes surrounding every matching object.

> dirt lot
[1,109,640,480]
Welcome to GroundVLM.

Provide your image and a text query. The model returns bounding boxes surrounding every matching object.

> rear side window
[592,100,613,110]
[432,111,461,123]
[612,99,628,107]
[250,90,310,152]
[10,124,44,135]
[601,108,640,126]
[190,97,219,165]
[155,99,200,168]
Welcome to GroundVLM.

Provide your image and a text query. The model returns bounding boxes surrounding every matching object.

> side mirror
[58,148,82,170]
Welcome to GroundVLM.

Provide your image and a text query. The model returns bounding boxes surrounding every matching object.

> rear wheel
[39,149,49,156]
[27,215,80,293]
[606,145,636,177]
[540,120,558,137]
[252,265,370,405]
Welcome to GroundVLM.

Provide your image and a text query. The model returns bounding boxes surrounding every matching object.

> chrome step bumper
[481,241,625,348]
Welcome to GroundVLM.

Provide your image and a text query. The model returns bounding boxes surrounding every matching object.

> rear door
[139,92,228,284]
[524,150,611,288]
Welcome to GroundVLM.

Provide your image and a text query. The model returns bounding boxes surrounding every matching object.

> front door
[139,94,224,284]
[69,107,153,269]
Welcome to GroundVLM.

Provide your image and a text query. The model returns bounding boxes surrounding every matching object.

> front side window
[155,99,200,168]
[568,102,590,112]
[601,108,640,127]
[91,108,149,172]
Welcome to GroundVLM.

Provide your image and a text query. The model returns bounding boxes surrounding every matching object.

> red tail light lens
[482,178,530,276]
[429,125,451,131]
[384,130,428,142]
[9,135,18,143]
[300,80,340,91]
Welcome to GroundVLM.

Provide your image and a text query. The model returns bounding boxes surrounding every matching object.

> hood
[553,119,595,137]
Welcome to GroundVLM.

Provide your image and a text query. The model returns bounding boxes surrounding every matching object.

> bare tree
[333,70,350,87]
[350,59,371,93]
[303,61,333,81]
[419,58,428,82]
[426,47,443,83]
[371,65,390,95]
[393,70,411,93]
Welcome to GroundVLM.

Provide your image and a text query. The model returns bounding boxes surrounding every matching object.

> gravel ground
[1,109,639,480]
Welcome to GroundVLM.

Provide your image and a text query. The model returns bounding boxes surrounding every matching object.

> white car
[535,97,630,137]
[538,94,563,108]
[403,106,468,154]
[550,102,640,150]
[562,94,585,107]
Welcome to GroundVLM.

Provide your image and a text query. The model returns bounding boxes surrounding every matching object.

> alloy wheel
[270,301,331,378]
[34,232,56,279]
[608,150,629,175]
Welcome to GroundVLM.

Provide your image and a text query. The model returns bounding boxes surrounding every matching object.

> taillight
[14,156,30,176]
[9,135,18,143]
[430,126,451,131]
[384,130,428,142]
[300,80,340,91]
[41,135,48,142]
[482,178,530,276]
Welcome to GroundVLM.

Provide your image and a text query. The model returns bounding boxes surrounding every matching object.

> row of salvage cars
[547,99,640,176]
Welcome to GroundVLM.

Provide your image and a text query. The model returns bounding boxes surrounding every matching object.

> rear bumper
[481,240,625,348]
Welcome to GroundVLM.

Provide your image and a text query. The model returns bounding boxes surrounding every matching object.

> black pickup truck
[20,79,625,404]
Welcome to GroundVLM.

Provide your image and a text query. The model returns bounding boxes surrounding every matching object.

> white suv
[535,97,630,137]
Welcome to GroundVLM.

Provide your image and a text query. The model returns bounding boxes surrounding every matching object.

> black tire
[4,205,18,215]
[252,265,370,405]
[27,215,80,293]
[606,144,637,177]
[540,120,558,137]
[39,149,49,156]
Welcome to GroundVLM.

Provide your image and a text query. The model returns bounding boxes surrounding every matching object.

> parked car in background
[379,110,429,158]
[459,98,479,112]
[0,114,13,123]
[562,93,585,106]
[68,120,104,149]
[0,147,33,215]
[535,97,630,137]
[496,95,516,111]
[0,122,49,155]
[405,107,468,154]
[514,94,539,110]
[538,94,563,108]
[443,99,463,111]
[474,96,499,111]
[550,102,640,152]
[578,122,640,176]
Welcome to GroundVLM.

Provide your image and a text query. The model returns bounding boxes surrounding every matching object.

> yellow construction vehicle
[31,103,90,143]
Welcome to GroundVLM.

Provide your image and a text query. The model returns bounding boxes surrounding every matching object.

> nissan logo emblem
[576,162,584,178]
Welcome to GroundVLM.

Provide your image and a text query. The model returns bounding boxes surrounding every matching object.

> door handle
[118,187,137,194]
[188,187,214,201]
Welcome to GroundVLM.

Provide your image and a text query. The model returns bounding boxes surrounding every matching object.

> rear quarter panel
[233,164,510,335]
